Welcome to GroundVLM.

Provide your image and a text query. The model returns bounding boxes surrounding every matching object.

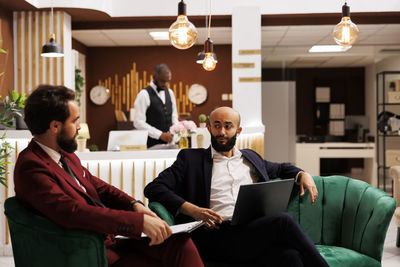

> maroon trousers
[109,233,204,267]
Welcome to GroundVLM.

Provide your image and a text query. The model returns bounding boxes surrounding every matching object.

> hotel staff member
[133,63,179,148]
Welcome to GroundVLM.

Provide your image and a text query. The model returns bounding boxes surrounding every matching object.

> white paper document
[115,221,204,239]
[140,221,204,238]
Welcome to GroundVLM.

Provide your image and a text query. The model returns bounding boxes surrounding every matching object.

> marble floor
[0,217,399,267]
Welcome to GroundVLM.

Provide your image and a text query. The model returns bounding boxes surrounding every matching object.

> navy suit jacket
[144,147,302,222]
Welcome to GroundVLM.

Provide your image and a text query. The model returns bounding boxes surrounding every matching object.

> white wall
[27,0,400,17]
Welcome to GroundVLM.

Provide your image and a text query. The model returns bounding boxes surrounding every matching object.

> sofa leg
[397,227,400,248]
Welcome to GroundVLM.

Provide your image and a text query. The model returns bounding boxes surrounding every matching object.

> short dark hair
[24,85,76,135]
[154,63,170,75]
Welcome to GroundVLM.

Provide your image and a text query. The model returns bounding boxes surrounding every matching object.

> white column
[63,12,72,88]
[232,6,264,134]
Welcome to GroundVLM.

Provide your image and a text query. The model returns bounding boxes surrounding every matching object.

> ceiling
[72,23,400,68]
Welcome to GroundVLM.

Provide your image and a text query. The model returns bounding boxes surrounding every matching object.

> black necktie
[60,155,106,208]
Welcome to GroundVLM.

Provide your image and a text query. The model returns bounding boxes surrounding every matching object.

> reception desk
[296,142,377,187]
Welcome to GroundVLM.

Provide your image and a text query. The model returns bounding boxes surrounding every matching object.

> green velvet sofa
[149,175,396,267]
[4,197,108,267]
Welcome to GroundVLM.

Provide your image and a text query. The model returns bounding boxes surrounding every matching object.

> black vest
[145,86,173,148]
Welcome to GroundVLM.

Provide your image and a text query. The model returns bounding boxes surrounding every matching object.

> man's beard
[211,133,237,152]
[57,127,77,153]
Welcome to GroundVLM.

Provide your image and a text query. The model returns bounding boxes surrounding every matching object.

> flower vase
[178,136,189,149]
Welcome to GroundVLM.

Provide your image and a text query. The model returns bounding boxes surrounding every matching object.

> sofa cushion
[317,245,380,267]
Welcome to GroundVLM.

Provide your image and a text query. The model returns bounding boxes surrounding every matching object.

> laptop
[231,178,294,226]
[107,130,148,151]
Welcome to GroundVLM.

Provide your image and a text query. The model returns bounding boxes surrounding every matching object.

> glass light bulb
[202,52,217,71]
[333,17,359,46]
[169,15,197,50]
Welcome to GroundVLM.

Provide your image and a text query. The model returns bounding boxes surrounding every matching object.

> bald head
[209,106,241,127]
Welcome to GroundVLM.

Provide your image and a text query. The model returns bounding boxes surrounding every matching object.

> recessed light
[149,32,169,40]
[309,45,352,53]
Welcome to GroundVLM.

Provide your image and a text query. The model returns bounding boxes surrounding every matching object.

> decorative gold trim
[97,162,100,177]
[153,161,156,180]
[119,145,147,151]
[24,12,29,92]
[232,63,255,68]
[132,162,135,198]
[164,160,166,170]
[60,12,64,85]
[108,162,112,185]
[238,49,261,55]
[143,161,147,205]
[239,77,261,82]
[120,162,123,191]
[17,12,22,94]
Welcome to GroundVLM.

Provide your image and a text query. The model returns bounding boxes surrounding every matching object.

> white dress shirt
[35,140,86,192]
[210,147,255,220]
[133,81,179,140]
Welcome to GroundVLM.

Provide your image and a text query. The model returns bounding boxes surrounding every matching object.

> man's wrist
[130,200,144,211]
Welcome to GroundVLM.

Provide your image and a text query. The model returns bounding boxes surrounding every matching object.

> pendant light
[41,5,64,57]
[202,0,217,71]
[333,2,359,47]
[169,0,198,50]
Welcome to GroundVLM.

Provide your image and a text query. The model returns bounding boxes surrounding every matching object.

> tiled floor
[0,218,399,266]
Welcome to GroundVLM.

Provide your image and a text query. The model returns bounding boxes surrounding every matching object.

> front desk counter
[296,142,377,187]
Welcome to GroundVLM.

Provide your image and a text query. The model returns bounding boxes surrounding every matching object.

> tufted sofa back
[286,175,396,262]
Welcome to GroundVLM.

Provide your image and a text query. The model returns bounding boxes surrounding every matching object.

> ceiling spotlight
[333,2,359,47]
[169,0,198,50]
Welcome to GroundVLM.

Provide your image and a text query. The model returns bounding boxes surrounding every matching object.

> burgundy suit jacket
[14,140,143,265]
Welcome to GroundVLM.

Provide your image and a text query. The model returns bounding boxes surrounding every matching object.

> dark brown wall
[87,45,232,150]
[0,7,14,97]
[262,67,365,136]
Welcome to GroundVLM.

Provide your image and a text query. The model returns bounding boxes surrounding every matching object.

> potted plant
[0,42,26,187]
[198,114,207,128]
[0,91,25,187]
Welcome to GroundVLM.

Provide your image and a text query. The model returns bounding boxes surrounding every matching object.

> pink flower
[170,120,197,137]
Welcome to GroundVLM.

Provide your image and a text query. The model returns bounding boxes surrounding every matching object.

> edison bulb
[169,15,197,50]
[333,17,359,46]
[202,52,217,71]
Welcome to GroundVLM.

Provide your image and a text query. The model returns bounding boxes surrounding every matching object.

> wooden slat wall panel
[14,11,66,95]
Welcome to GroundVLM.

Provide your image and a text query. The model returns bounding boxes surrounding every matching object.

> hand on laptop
[179,202,223,229]
[299,172,318,204]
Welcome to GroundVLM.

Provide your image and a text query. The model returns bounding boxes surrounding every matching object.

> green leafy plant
[198,114,207,123]
[0,40,7,77]
[88,144,99,152]
[0,91,25,187]
[75,68,84,107]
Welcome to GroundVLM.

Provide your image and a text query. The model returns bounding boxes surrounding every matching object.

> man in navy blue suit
[145,107,328,267]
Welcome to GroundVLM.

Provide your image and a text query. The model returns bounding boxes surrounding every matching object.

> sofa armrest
[149,201,175,226]
[5,197,107,267]
[390,166,400,208]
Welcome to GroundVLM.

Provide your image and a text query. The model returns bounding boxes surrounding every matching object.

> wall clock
[188,84,207,105]
[89,85,110,105]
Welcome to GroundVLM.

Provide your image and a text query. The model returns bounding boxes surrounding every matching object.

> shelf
[378,134,400,137]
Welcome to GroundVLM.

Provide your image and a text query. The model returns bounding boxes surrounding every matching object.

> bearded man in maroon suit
[13,85,203,267]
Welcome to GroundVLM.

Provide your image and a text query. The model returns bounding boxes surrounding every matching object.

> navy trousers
[191,212,328,267]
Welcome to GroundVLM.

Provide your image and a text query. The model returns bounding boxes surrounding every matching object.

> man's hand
[133,202,158,218]
[299,172,318,204]
[160,132,173,143]
[179,202,223,228]
[142,214,172,246]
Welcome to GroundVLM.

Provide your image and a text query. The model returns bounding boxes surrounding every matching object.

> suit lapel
[29,141,95,200]
[241,149,269,182]
[203,147,213,208]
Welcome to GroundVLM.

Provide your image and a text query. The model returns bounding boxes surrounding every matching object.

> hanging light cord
[207,0,212,39]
